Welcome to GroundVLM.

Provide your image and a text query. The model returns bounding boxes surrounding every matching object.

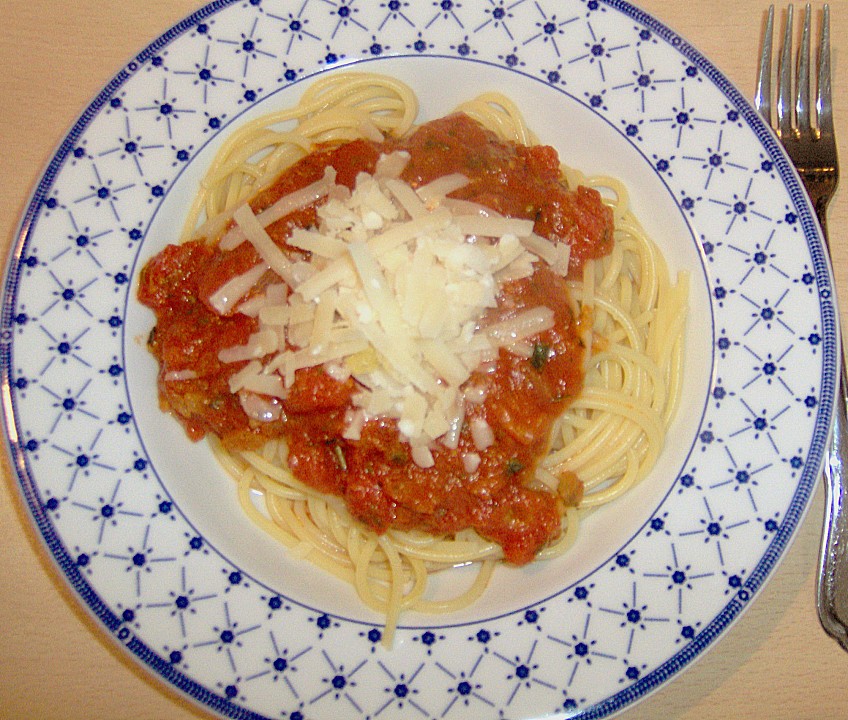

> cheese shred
[214,153,571,458]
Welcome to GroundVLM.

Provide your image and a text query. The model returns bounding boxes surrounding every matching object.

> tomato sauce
[138,113,614,565]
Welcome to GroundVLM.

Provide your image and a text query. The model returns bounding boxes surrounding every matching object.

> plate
[1,1,836,719]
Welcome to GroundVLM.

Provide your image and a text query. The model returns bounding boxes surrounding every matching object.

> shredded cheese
[208,263,269,316]
[211,151,572,462]
[220,168,337,250]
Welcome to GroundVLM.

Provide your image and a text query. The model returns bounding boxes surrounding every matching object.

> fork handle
[818,362,848,649]
[816,210,848,650]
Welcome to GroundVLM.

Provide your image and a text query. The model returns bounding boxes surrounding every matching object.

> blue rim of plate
[1,1,836,719]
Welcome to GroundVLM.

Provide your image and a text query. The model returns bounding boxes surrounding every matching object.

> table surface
[2,1,847,718]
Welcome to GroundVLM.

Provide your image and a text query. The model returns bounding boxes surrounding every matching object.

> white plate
[1,1,836,718]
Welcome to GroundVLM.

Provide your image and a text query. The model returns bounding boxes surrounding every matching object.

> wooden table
[1,1,846,718]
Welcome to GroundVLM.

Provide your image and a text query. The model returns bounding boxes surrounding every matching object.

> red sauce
[138,113,614,565]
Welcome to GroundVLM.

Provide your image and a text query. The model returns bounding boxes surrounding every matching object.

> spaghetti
[138,72,688,642]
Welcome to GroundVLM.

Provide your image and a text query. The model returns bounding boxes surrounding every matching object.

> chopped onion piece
[239,373,288,399]
[239,392,283,422]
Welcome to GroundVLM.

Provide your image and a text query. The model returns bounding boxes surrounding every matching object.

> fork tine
[777,4,795,137]
[755,5,775,125]
[818,4,834,135]
[797,4,812,133]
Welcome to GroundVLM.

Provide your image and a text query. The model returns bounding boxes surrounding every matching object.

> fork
[755,4,846,650]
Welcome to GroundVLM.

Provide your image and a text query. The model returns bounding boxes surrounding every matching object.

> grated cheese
[233,204,297,286]
[208,262,269,316]
[470,417,495,451]
[210,151,572,463]
[220,168,337,251]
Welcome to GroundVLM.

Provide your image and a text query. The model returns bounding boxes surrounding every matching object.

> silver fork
[756,4,845,650]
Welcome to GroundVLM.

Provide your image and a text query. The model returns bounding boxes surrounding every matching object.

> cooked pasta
[138,72,688,644]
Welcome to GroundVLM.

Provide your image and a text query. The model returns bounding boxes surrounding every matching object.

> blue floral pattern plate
[1,1,836,718]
